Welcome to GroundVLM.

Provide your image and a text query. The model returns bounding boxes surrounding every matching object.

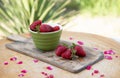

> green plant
[0,0,72,36]
[79,0,120,16]
[65,0,120,16]
[65,0,80,11]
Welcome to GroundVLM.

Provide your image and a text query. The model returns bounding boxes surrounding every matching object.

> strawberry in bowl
[29,20,62,51]
[30,20,60,32]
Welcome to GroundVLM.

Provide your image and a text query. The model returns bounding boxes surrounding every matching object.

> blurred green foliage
[1,0,120,37]
[0,0,76,36]
[67,0,120,16]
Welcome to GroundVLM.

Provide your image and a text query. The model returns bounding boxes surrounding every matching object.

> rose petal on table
[41,72,54,78]
[108,49,115,55]
[4,61,8,65]
[104,50,108,54]
[91,72,94,76]
[41,72,48,76]
[86,65,92,70]
[21,69,27,73]
[93,48,98,50]
[115,56,119,58]
[44,72,48,76]
[33,59,39,63]
[41,72,45,75]
[94,70,99,74]
[10,56,17,61]
[77,41,84,45]
[100,74,105,77]
[18,73,24,77]
[46,66,53,70]
[104,55,113,60]
[17,61,23,64]
[69,36,73,40]
[104,50,115,55]
[47,74,54,78]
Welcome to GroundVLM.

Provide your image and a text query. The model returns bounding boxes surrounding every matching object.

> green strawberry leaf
[71,47,77,59]
[36,25,40,32]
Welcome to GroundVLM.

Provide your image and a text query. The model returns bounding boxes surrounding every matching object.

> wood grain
[5,39,104,73]
[0,31,120,78]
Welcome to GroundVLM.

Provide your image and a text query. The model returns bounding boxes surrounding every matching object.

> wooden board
[5,37,104,73]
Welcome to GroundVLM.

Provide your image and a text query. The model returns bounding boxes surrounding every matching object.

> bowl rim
[29,23,63,34]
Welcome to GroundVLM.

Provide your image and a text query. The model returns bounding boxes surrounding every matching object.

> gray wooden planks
[5,39,104,73]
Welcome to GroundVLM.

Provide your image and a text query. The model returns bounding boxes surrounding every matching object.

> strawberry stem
[62,43,68,48]
[60,42,79,60]
[70,43,79,59]
[71,46,77,59]
[72,43,76,47]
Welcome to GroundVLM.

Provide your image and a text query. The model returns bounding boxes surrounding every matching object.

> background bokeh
[0,0,120,40]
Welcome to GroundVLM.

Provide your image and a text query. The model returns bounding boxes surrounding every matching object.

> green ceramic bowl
[29,23,62,51]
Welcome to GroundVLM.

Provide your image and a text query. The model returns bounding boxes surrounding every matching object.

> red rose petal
[86,65,92,70]
[48,74,54,78]
[41,72,45,74]
[17,61,23,64]
[104,55,113,60]
[69,36,73,40]
[77,41,84,45]
[108,50,115,55]
[100,74,105,77]
[104,51,107,54]
[104,50,115,55]
[41,72,54,78]
[91,72,94,76]
[94,70,99,74]
[21,69,27,73]
[18,74,24,77]
[44,72,48,76]
[10,57,17,61]
[4,61,8,65]
[41,72,48,76]
[33,59,39,63]
[93,48,98,50]
[115,56,118,58]
[46,66,53,70]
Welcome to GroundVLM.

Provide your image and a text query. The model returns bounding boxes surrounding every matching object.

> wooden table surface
[0,31,120,78]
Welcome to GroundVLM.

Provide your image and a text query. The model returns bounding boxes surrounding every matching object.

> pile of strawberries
[30,20,60,32]
[55,43,86,60]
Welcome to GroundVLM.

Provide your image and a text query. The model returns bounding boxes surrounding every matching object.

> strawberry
[61,49,72,60]
[40,24,53,32]
[30,20,42,31]
[53,26,60,31]
[74,45,86,57]
[55,45,67,56]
